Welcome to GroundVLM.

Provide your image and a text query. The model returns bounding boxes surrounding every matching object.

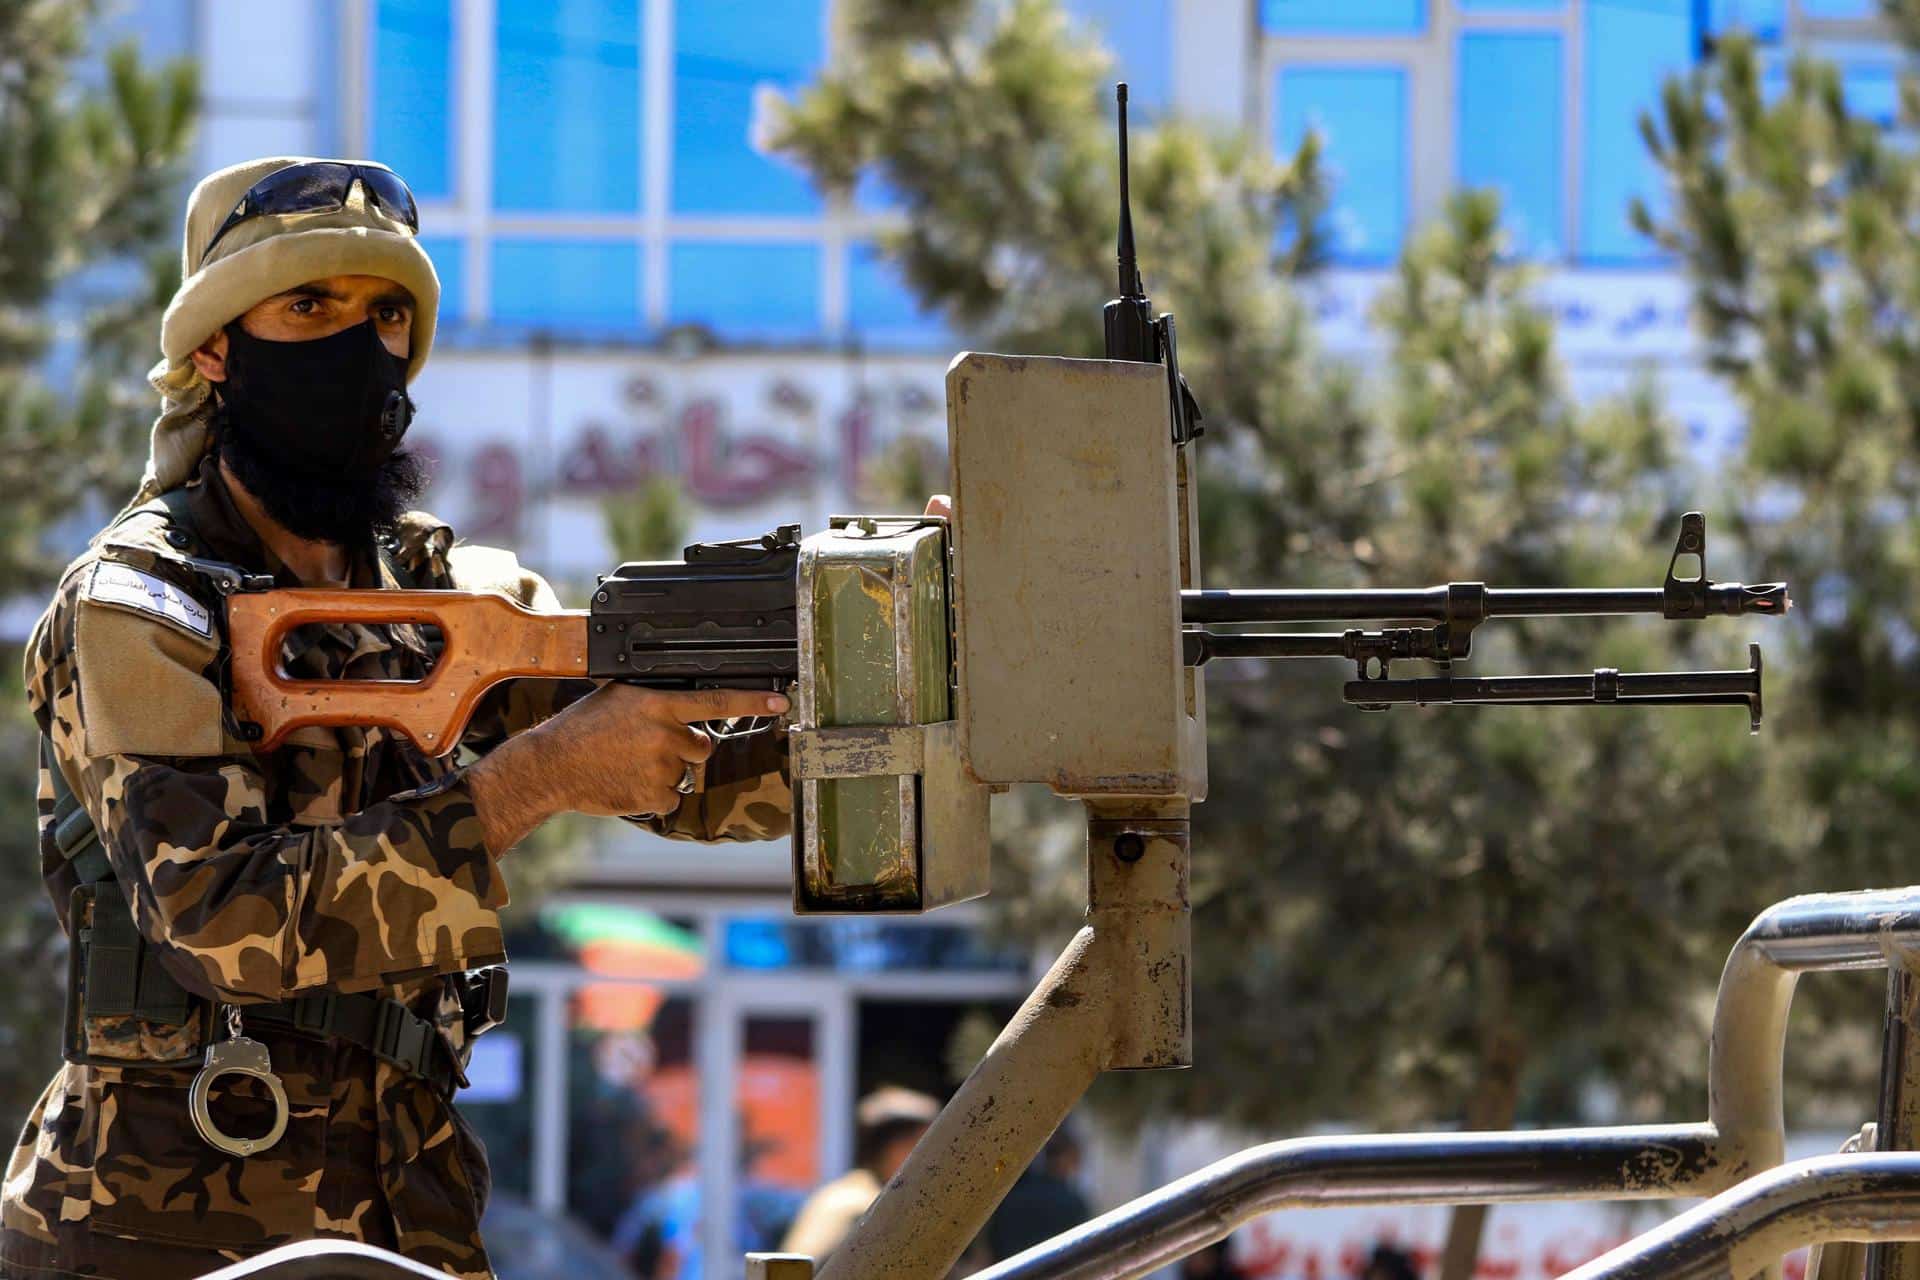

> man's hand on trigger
[467,685,789,853]
[556,685,790,816]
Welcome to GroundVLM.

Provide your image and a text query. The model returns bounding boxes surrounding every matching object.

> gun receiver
[224,526,799,755]
[1183,513,1788,731]
[586,525,799,687]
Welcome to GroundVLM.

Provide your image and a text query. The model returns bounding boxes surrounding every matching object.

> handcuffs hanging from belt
[190,1006,288,1157]
[189,967,509,1157]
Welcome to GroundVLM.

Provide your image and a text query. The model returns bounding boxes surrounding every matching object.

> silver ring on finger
[674,762,700,795]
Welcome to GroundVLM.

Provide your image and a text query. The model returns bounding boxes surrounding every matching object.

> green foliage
[0,0,197,1113]
[861,434,949,511]
[1631,15,1920,1104]
[773,0,1789,1168]
[1637,24,1920,900]
[602,474,691,562]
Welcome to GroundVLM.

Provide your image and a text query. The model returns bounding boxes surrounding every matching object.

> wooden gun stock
[226,589,588,755]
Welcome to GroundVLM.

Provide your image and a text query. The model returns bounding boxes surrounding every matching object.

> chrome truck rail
[1562,1153,1920,1280]
[964,886,1920,1280]
[972,1126,1717,1280]
[196,1240,452,1278]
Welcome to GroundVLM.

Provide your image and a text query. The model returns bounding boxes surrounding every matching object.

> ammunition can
[794,516,984,912]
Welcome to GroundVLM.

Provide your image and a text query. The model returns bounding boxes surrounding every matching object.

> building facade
[87,2,1903,1277]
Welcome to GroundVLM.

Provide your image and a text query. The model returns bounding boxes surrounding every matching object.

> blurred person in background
[1358,1242,1422,1280]
[1181,1237,1248,1280]
[983,1124,1094,1262]
[780,1086,942,1262]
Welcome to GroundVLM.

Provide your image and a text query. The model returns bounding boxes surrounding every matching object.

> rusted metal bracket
[791,724,927,779]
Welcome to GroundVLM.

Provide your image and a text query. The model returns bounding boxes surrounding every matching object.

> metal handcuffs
[189,1005,289,1157]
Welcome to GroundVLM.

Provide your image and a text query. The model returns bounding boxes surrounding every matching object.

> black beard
[210,403,430,545]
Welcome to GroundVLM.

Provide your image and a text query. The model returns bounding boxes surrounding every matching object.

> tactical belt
[52,722,493,1097]
[244,991,468,1098]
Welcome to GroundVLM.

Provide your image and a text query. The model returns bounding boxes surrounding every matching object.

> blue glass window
[1275,67,1408,262]
[372,0,454,200]
[1459,32,1563,258]
[1582,0,1690,263]
[1458,0,1561,9]
[1842,62,1900,128]
[419,235,465,321]
[95,0,194,63]
[672,0,824,215]
[668,242,818,341]
[1706,0,1785,39]
[1799,0,1876,17]
[722,916,1024,973]
[1064,0,1173,111]
[493,0,641,213]
[855,171,903,214]
[848,243,949,350]
[1262,0,1424,35]
[491,239,640,330]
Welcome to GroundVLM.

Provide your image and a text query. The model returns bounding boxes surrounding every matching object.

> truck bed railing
[1563,1152,1920,1280]
[967,885,1920,1280]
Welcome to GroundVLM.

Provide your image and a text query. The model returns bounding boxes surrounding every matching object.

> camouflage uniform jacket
[0,458,791,1280]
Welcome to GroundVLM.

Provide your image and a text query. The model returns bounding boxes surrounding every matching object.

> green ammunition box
[793,516,986,913]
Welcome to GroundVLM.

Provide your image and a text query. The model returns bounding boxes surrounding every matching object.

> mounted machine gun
[213,82,1803,1280]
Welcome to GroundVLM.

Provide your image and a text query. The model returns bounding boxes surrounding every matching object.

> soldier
[0,158,792,1280]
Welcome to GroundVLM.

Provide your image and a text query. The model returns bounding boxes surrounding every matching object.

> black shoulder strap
[382,543,421,591]
[153,486,199,549]
[102,489,190,544]
[100,488,272,597]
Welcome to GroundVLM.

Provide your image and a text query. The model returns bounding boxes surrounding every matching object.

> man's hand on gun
[466,685,791,853]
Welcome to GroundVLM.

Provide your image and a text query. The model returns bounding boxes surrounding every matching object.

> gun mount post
[815,799,1192,1280]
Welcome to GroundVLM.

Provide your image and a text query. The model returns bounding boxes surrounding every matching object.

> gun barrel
[1182,582,1788,626]
[1183,588,1453,625]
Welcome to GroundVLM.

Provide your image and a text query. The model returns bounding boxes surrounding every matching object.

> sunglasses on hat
[201,161,420,262]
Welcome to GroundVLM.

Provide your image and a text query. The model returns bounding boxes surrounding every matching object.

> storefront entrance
[459,894,1028,1279]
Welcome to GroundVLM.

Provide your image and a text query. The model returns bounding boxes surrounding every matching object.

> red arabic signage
[405,352,950,577]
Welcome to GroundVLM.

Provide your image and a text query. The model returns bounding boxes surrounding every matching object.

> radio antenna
[1104,83,1155,361]
[1117,83,1142,298]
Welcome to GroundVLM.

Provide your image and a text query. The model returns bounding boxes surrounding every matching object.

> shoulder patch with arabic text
[83,560,213,639]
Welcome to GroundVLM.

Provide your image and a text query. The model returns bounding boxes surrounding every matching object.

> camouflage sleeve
[636,720,792,843]
[86,755,503,1003]
[40,568,506,1006]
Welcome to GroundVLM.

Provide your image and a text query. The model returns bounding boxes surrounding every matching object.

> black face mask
[218,318,414,473]
[212,320,428,545]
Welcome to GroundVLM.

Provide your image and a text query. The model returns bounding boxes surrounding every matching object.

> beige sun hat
[132,156,442,508]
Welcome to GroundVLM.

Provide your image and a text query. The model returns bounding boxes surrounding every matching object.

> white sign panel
[1304,269,1707,365]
